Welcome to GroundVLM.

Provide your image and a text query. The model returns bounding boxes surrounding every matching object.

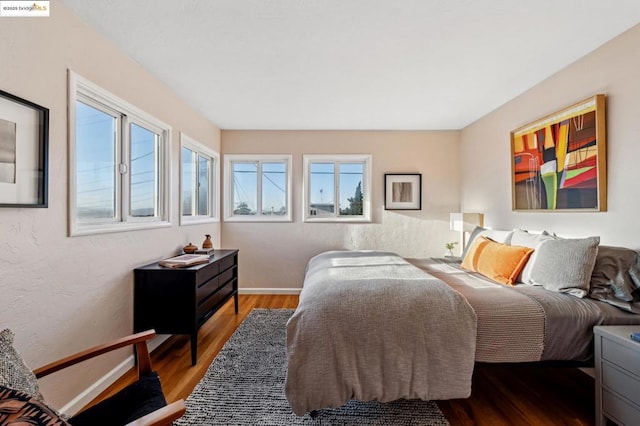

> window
[303,154,372,222]
[180,133,219,225]
[69,72,170,235]
[224,154,292,222]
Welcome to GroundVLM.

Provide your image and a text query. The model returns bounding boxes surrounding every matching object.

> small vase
[444,249,454,257]
[202,234,213,249]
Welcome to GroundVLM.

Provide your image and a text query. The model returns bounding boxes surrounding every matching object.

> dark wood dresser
[134,249,239,365]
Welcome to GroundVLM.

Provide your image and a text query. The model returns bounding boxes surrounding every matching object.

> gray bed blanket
[285,251,477,416]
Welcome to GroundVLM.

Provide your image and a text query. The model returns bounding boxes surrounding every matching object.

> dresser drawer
[196,276,221,302]
[195,261,220,286]
[603,389,640,425]
[197,280,235,321]
[219,253,236,272]
[603,362,640,407]
[602,337,640,377]
[218,266,236,286]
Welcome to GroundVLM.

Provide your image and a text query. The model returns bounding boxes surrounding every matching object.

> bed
[285,230,640,416]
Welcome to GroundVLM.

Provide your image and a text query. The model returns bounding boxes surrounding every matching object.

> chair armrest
[125,399,187,426]
[33,330,156,379]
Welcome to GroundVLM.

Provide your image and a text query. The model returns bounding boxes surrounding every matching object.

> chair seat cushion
[69,371,167,426]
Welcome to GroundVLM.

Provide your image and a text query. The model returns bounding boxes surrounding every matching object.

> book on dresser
[158,254,210,268]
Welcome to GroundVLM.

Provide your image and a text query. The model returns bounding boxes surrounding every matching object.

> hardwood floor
[90,294,595,425]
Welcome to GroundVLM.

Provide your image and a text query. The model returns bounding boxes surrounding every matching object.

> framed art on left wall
[0,89,49,208]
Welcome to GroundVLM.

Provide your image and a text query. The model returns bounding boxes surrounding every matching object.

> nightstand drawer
[603,389,640,425]
[603,362,640,406]
[602,337,640,377]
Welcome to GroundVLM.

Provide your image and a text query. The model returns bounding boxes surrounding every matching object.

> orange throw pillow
[461,236,534,285]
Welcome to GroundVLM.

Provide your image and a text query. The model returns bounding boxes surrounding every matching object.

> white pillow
[510,229,554,248]
[461,227,515,260]
[511,229,556,283]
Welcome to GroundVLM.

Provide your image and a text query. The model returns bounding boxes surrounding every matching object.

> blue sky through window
[75,101,116,219]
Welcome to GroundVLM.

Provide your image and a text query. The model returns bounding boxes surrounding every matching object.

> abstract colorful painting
[511,95,606,211]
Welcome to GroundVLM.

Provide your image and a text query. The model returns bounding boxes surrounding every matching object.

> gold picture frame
[510,94,606,211]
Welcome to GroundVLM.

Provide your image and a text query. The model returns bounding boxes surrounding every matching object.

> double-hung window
[180,133,219,224]
[224,154,292,222]
[69,72,171,235]
[303,154,372,222]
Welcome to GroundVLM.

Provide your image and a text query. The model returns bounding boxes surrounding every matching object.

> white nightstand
[594,325,640,426]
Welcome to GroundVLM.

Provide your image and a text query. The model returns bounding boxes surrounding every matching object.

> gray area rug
[175,309,449,425]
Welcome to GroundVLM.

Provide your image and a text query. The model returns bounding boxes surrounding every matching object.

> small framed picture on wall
[384,173,421,210]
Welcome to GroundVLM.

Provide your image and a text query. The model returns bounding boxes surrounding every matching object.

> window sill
[180,216,220,226]
[70,220,172,237]
[303,217,372,223]
[224,215,292,223]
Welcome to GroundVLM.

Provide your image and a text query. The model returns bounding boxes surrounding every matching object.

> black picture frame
[0,89,48,208]
[384,173,422,210]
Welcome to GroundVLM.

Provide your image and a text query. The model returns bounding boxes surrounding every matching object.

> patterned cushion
[0,385,69,425]
[0,329,43,401]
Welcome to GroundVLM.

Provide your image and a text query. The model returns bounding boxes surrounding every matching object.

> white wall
[0,3,221,409]
[460,23,640,248]
[222,130,461,291]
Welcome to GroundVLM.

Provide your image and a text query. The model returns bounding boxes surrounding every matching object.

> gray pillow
[0,328,43,400]
[525,236,600,297]
[589,245,640,313]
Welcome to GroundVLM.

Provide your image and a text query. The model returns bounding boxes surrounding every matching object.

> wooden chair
[33,330,186,426]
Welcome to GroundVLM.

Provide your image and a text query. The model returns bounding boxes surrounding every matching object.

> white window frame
[180,133,220,225]
[224,154,292,222]
[303,154,372,223]
[68,71,171,236]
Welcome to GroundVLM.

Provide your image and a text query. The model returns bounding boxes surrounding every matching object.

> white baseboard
[56,286,298,414]
[59,334,170,416]
[238,288,301,295]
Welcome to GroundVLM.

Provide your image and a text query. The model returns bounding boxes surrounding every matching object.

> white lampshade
[449,213,464,231]
[449,212,484,250]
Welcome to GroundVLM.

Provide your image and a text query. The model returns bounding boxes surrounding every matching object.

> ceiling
[61,0,640,130]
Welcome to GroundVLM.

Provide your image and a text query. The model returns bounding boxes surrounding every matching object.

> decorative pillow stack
[461,228,600,298]
[461,227,640,311]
